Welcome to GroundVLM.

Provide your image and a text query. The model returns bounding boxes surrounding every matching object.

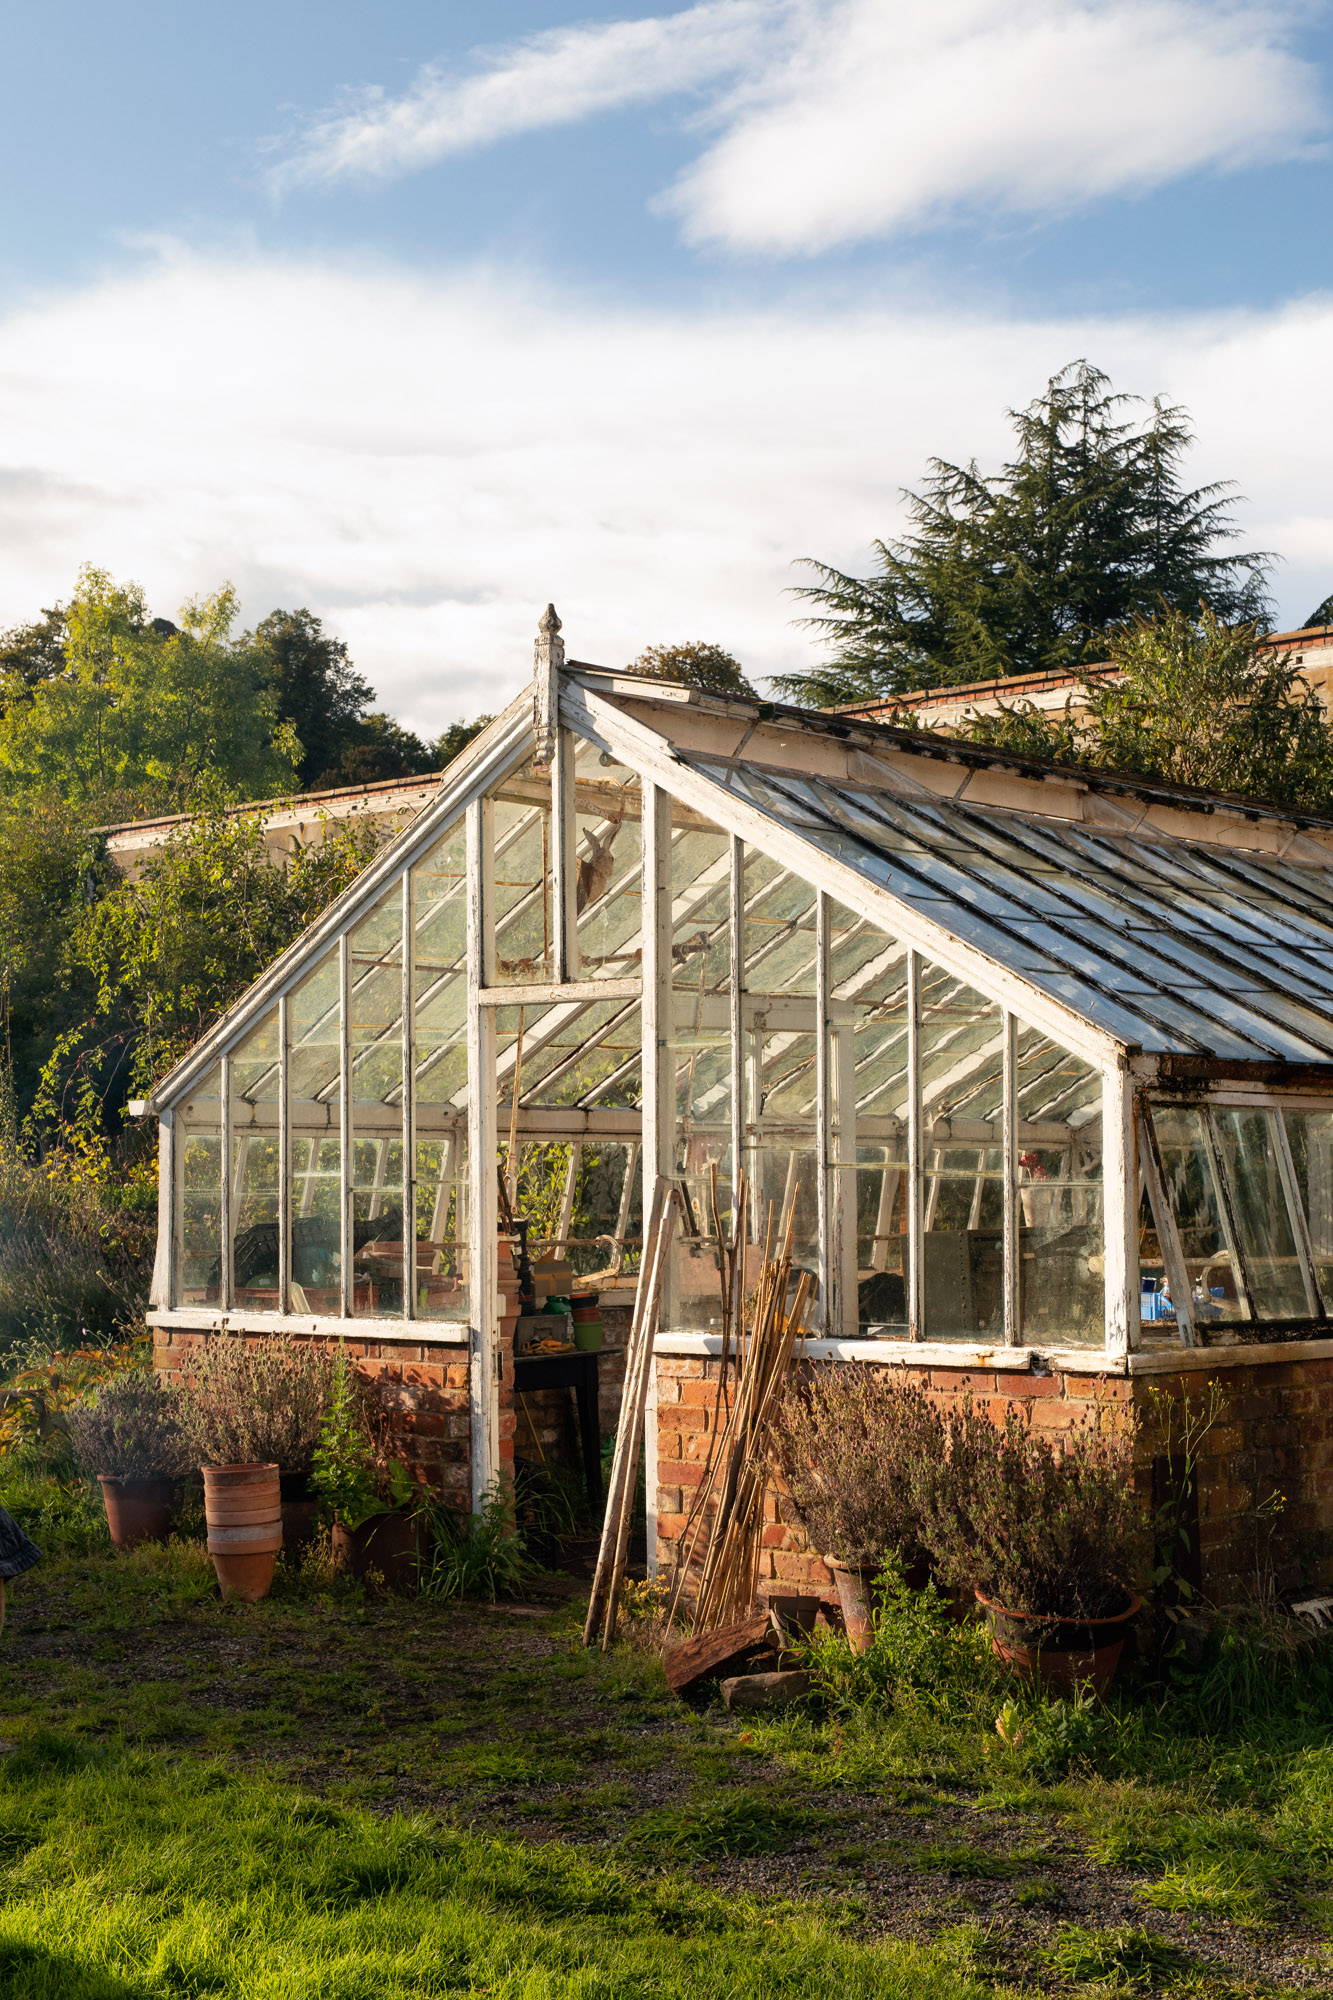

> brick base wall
[153,1327,476,1508]
[654,1349,1333,1610]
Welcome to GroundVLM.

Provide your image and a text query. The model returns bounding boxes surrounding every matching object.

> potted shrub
[921,1403,1145,1695]
[769,1366,943,1651]
[67,1366,191,1548]
[311,1350,418,1591]
[176,1334,334,1601]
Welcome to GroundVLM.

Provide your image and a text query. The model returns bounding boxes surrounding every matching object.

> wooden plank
[583,1180,675,1642]
[401,867,416,1320]
[153,1110,176,1311]
[477,977,640,1007]
[552,725,578,983]
[338,933,353,1321]
[1138,1095,1197,1348]
[1102,1059,1136,1359]
[278,993,292,1318]
[466,798,500,1510]
[662,1612,774,1699]
[1002,1012,1019,1349]
[906,951,924,1340]
[219,1056,233,1315]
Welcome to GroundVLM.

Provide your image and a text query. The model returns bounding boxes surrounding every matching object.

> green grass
[0,1733,1005,2000]
[8,1477,1333,1995]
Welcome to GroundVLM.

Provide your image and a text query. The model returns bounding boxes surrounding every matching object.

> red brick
[996,1370,1060,1397]
[657,1459,705,1488]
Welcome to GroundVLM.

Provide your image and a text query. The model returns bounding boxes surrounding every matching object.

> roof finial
[533,603,566,764]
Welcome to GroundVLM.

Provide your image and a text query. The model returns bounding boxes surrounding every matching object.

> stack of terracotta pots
[571,1290,602,1353]
[202,1464,283,1601]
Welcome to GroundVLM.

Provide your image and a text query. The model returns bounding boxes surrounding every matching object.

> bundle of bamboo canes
[665,1173,812,1634]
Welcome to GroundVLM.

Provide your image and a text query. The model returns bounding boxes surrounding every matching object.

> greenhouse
[141,611,1333,1595]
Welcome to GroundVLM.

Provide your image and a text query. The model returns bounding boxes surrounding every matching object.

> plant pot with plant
[769,1366,943,1652]
[176,1333,334,1601]
[312,1350,420,1592]
[920,1402,1145,1696]
[67,1365,192,1548]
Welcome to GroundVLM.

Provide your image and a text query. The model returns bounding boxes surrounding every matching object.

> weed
[416,1487,534,1601]
[625,1789,821,1859]
[913,1842,1033,1881]
[1042,1923,1191,1990]
[798,1561,999,1724]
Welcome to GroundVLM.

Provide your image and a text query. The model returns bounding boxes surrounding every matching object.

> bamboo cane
[582,1178,677,1647]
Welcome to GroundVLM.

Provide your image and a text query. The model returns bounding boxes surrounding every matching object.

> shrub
[768,1365,943,1566]
[920,1402,1145,1621]
[310,1348,412,1529]
[66,1366,191,1480]
[174,1333,333,1470]
[0,1141,152,1355]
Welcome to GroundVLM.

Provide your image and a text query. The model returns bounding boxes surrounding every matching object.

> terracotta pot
[202,1463,282,1602]
[976,1590,1142,1697]
[826,1559,877,1653]
[279,1470,320,1556]
[332,1509,421,1593]
[97,1475,178,1549]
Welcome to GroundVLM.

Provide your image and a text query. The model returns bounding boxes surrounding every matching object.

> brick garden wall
[653,1349,1333,1610]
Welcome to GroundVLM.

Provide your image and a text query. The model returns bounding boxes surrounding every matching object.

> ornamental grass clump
[768,1365,944,1567]
[175,1332,334,1471]
[66,1366,191,1481]
[922,1402,1145,1622]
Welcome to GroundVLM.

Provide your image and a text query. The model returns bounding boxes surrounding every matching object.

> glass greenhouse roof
[688,754,1333,1064]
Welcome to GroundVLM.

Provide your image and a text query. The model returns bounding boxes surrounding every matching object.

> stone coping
[654,1330,1333,1377]
[146,1309,468,1346]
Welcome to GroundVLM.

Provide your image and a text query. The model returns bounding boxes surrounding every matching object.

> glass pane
[175,1070,221,1307]
[670,807,730,997]
[1284,1109,1333,1312]
[288,961,341,1309]
[1017,1032,1103,1347]
[1214,1108,1308,1319]
[491,754,553,983]
[669,805,732,1328]
[1150,1104,1247,1323]
[841,902,910,1334]
[918,969,1004,1341]
[573,736,642,979]
[412,823,469,1321]
[742,850,817,996]
[349,883,404,1318]
[231,1014,282,1306]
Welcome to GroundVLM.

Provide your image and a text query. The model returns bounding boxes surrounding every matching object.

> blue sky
[2,1,1332,729]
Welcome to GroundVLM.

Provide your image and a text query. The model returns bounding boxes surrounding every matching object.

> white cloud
[271,0,1326,253]
[272,0,789,192]
[672,0,1327,252]
[0,247,1328,734]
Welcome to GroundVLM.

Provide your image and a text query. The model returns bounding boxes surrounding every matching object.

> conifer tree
[780,361,1270,706]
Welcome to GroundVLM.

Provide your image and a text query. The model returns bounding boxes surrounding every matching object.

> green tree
[960,607,1333,814]
[249,607,376,789]
[0,604,67,700]
[25,798,384,1159]
[434,715,492,767]
[1305,593,1333,629]
[627,642,753,697]
[310,711,436,789]
[0,568,300,812]
[781,361,1270,706]
[0,791,96,1116]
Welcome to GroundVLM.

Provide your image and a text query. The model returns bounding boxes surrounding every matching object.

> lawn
[1,1521,1332,1998]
